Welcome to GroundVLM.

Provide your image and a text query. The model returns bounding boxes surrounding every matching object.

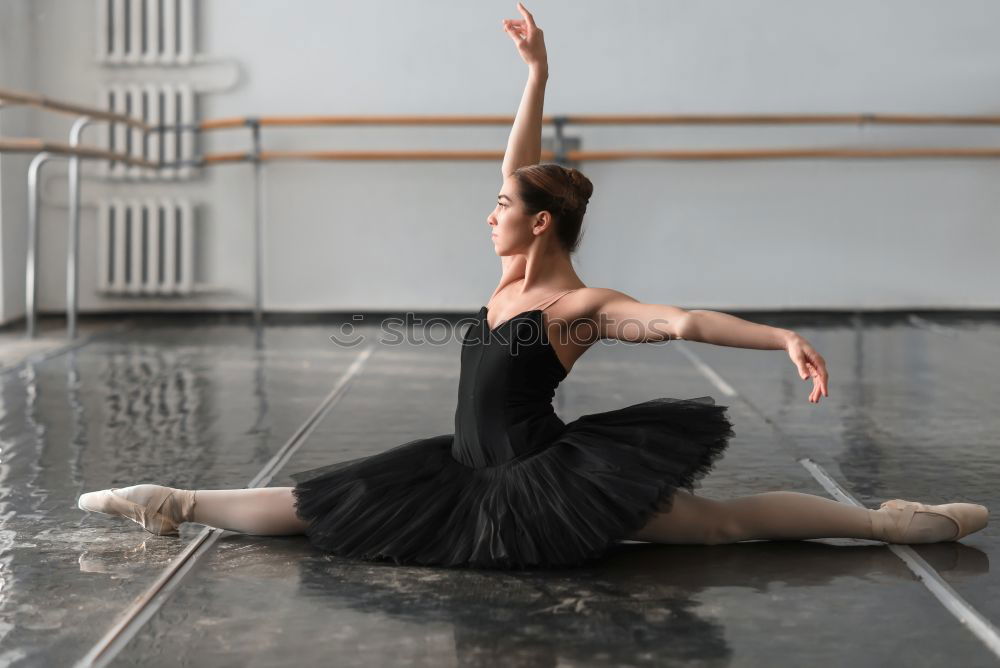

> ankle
[865,508,882,541]
[124,484,196,524]
[165,487,196,524]
[181,489,197,523]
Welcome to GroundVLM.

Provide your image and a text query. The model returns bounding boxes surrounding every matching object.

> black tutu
[289,395,734,570]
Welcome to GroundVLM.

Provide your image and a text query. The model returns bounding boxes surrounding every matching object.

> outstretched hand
[786,334,830,404]
[502,2,547,70]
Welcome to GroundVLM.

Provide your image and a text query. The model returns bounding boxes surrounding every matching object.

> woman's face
[487,175,542,255]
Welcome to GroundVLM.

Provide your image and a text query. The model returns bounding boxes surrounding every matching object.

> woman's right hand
[785,333,830,404]
[503,2,548,71]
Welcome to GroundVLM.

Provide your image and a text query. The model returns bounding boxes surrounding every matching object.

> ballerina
[79,2,988,569]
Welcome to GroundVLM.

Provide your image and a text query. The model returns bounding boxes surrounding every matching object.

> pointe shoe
[78,484,197,536]
[869,498,989,544]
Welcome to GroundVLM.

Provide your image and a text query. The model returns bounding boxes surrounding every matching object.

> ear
[532,211,553,234]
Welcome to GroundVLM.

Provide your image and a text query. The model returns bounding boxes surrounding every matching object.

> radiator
[96,0,195,66]
[97,198,196,296]
[98,82,196,180]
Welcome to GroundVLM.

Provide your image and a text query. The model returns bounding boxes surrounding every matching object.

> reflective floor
[0,311,997,667]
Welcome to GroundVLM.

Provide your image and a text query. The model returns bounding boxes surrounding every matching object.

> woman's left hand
[786,333,830,404]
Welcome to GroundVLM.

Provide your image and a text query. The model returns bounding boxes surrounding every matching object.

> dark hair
[512,163,593,254]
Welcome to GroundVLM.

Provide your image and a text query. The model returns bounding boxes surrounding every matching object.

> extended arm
[685,310,793,350]
[593,293,793,348]
[591,289,693,343]
[686,310,830,402]
[593,291,830,404]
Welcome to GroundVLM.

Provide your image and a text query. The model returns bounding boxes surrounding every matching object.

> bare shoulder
[576,287,692,343]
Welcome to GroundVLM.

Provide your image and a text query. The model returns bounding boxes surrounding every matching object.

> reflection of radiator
[96,0,195,65]
[98,83,196,180]
[97,198,195,296]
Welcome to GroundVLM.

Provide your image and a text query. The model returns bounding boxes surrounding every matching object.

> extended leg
[79,484,311,537]
[716,491,875,542]
[627,489,736,544]
[628,489,880,544]
[191,487,310,536]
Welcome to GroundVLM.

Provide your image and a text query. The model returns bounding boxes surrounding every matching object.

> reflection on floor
[1,312,996,667]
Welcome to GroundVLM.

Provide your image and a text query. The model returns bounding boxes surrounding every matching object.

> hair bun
[565,168,594,207]
[510,163,592,254]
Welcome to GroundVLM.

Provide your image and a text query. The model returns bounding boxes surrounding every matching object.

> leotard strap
[530,288,581,313]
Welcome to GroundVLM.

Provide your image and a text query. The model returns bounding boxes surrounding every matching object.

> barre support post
[248,118,264,329]
[27,152,55,339]
[67,116,94,340]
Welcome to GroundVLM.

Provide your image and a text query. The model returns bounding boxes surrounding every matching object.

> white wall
[0,0,37,324]
[4,0,1000,325]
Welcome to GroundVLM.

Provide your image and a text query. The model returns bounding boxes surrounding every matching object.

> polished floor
[0,311,997,667]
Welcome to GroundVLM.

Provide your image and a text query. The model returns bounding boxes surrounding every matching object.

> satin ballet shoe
[78,484,197,536]
[869,498,989,544]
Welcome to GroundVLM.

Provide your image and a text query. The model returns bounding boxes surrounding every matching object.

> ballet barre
[0,137,159,339]
[193,147,1000,164]
[5,83,1000,341]
[197,112,1000,128]
[0,86,184,340]
[0,87,150,130]
[0,138,159,165]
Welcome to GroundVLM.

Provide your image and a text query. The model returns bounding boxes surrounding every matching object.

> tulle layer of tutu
[289,395,735,570]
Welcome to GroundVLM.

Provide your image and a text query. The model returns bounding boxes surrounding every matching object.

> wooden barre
[200,147,1000,164]
[199,112,1000,130]
[200,115,522,130]
[0,86,150,131]
[8,141,1000,165]
[6,83,1000,132]
[567,113,1000,126]
[0,137,162,167]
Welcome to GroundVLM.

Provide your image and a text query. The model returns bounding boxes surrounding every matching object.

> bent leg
[627,489,876,545]
[191,487,310,536]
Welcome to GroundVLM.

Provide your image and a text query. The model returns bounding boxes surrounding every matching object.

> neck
[511,239,582,294]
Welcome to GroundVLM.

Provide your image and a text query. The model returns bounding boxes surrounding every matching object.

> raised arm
[501,3,548,178]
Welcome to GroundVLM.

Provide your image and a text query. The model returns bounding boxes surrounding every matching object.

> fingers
[797,359,827,403]
[791,345,830,403]
[504,24,524,42]
[503,19,527,40]
[517,2,537,28]
[804,366,820,403]
[810,359,829,397]
[800,347,829,394]
[805,360,829,400]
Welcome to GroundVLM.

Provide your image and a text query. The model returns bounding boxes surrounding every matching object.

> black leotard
[290,289,735,569]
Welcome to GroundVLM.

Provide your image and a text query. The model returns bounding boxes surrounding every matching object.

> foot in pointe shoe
[77,484,197,536]
[869,498,989,544]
